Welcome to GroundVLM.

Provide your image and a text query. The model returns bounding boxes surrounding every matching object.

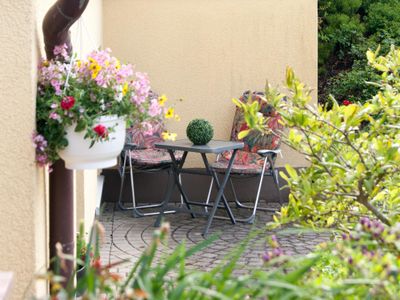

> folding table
[154,139,244,236]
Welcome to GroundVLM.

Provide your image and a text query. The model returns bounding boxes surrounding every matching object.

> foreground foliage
[36,218,400,299]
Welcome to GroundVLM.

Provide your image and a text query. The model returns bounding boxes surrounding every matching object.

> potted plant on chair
[33,45,163,170]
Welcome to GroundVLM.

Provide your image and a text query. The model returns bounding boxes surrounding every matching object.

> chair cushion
[230,91,283,153]
[128,149,183,166]
[217,91,283,168]
[211,157,270,174]
[126,121,165,149]
[211,91,282,174]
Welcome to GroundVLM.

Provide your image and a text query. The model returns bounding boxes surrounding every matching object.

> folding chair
[117,121,183,217]
[206,91,283,223]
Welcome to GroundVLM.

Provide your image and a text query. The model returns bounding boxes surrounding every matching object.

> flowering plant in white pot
[34,45,167,169]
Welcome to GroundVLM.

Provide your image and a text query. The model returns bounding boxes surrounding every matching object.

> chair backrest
[125,91,165,149]
[230,90,283,152]
[126,121,164,149]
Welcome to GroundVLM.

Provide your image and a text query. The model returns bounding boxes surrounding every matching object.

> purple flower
[273,248,283,256]
[35,154,49,167]
[360,217,369,227]
[32,133,49,166]
[53,44,69,60]
[348,256,353,265]
[262,252,271,262]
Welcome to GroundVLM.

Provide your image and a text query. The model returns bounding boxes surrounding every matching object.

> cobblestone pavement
[99,202,330,276]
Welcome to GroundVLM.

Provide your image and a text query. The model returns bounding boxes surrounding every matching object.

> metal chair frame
[205,150,282,224]
[117,145,183,217]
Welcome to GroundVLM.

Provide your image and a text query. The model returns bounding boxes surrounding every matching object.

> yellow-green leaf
[238,129,251,140]
[327,216,335,226]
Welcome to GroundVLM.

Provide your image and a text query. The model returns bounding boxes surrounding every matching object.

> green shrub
[235,47,400,228]
[365,1,400,36]
[230,46,400,298]
[318,0,400,105]
[324,63,379,104]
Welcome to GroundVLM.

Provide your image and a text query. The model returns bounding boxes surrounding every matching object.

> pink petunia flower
[49,112,61,121]
[53,44,69,60]
[148,99,162,117]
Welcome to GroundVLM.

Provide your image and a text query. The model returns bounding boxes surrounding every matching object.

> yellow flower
[76,60,82,68]
[88,57,97,66]
[91,70,99,79]
[169,133,177,141]
[174,114,181,121]
[158,94,168,106]
[122,83,129,96]
[90,63,102,79]
[165,108,174,119]
[162,131,177,141]
[161,131,169,140]
[115,60,121,70]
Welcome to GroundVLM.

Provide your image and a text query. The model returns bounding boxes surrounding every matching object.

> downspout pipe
[42,0,89,285]
[43,0,90,59]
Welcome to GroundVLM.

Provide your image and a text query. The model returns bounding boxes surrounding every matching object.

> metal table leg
[200,153,235,224]
[202,149,238,236]
[154,151,194,227]
[154,169,175,227]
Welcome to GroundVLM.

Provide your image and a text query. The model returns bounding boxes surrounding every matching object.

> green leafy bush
[230,46,400,298]
[318,0,400,104]
[237,47,400,228]
[323,63,379,107]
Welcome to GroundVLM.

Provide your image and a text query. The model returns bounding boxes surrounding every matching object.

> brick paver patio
[99,202,330,276]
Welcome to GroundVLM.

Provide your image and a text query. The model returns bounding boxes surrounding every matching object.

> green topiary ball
[186,119,214,145]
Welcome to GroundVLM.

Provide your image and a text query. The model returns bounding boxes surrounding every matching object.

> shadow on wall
[101,168,290,206]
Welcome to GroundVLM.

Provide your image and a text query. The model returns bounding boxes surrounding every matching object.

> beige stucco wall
[0,0,46,298]
[103,0,317,167]
[0,1,102,299]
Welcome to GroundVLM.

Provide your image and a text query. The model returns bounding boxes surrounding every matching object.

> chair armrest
[257,149,281,158]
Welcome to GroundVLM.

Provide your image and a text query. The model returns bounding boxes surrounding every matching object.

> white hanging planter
[59,115,126,170]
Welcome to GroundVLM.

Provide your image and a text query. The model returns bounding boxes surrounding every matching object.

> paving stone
[99,202,330,276]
